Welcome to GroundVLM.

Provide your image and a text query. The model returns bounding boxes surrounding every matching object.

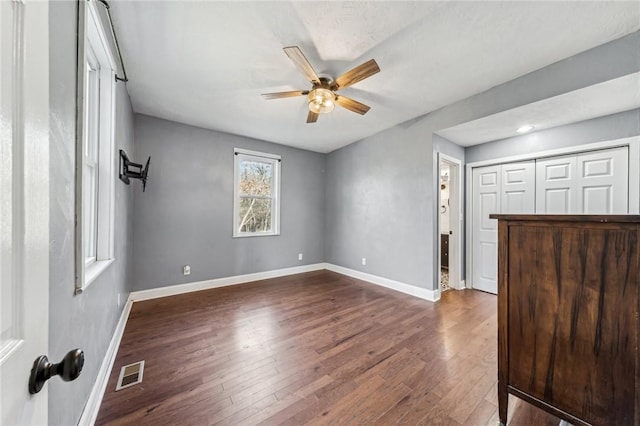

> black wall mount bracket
[119,149,151,191]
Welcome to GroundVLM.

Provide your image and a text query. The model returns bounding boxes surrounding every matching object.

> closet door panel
[536,155,578,213]
[577,147,628,214]
[472,165,501,294]
[501,161,535,214]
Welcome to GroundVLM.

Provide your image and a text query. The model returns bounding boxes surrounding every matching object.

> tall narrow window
[233,149,281,237]
[83,45,100,265]
[76,0,116,291]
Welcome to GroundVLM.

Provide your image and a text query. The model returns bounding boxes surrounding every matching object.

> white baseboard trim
[78,298,133,426]
[130,263,326,302]
[324,263,440,302]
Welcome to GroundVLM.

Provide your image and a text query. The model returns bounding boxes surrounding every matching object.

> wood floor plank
[392,390,444,425]
[276,378,359,425]
[449,372,496,424]
[460,398,498,425]
[258,374,336,424]
[96,270,560,425]
[349,380,412,424]
[212,393,278,426]
[305,374,388,424]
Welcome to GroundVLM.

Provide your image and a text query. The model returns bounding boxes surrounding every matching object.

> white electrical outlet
[298,253,303,260]
[183,265,191,275]
[362,258,367,266]
[117,293,121,308]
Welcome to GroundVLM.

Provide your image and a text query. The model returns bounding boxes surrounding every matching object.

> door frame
[437,153,463,292]
[465,136,640,290]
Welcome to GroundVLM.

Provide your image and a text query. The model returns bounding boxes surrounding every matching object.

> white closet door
[536,147,629,214]
[535,154,578,213]
[472,162,535,294]
[576,147,628,214]
[502,161,535,214]
[472,166,501,294]
[471,146,629,296]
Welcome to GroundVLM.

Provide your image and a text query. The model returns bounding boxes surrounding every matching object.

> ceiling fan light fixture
[308,88,335,114]
[263,46,378,123]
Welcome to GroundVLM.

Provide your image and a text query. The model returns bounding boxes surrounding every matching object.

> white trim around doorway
[437,152,464,293]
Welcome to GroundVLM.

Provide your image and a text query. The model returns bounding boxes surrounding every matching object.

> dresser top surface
[489,214,640,223]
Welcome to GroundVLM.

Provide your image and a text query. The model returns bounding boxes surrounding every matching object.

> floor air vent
[115,360,145,391]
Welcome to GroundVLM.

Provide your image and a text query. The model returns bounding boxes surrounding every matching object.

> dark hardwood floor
[96,270,559,425]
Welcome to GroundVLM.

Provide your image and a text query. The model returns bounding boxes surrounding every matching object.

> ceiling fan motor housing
[262,46,380,122]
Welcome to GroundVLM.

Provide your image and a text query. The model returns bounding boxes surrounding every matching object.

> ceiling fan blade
[335,95,371,115]
[283,46,321,84]
[334,59,380,90]
[262,90,308,100]
[307,110,319,123]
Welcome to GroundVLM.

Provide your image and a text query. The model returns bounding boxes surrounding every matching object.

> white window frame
[233,148,281,238]
[75,0,117,293]
[83,44,100,268]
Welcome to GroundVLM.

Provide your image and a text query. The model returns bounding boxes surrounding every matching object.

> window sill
[232,232,280,238]
[82,258,114,291]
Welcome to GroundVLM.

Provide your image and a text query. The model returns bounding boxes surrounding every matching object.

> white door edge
[437,152,463,292]
[1,0,50,424]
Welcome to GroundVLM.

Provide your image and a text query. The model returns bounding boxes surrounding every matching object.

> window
[76,0,117,292]
[83,45,100,265]
[233,149,281,237]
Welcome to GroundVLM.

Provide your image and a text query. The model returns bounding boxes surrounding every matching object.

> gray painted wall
[465,109,640,164]
[326,32,640,292]
[325,118,436,288]
[132,115,326,291]
[433,134,465,162]
[48,2,134,424]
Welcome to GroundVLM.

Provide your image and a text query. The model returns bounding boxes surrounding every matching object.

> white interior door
[535,154,578,213]
[1,0,50,424]
[472,166,500,294]
[472,161,535,294]
[501,161,535,214]
[576,147,628,214]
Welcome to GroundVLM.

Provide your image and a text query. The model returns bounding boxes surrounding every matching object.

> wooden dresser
[490,215,640,426]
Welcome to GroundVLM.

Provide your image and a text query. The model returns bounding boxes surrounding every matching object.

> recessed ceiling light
[516,125,535,133]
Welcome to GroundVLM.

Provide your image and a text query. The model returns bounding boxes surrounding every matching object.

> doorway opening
[438,154,462,294]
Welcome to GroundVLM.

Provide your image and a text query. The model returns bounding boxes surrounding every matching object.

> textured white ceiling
[110,1,640,153]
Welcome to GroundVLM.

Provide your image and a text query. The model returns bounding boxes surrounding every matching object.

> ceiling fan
[262,46,380,123]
